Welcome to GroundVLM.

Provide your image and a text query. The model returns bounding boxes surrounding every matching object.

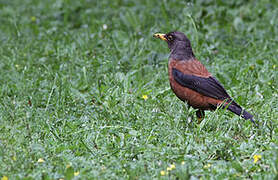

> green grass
[0,0,278,179]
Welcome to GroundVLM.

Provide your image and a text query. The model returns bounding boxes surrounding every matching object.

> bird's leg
[196,109,205,124]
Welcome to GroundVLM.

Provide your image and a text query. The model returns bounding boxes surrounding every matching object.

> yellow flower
[273,65,276,69]
[15,64,20,70]
[1,176,8,180]
[74,171,80,176]
[170,164,175,169]
[160,170,166,176]
[66,164,71,168]
[253,154,262,163]
[166,164,176,171]
[234,173,241,177]
[181,161,185,165]
[204,163,211,169]
[31,16,36,22]
[12,156,16,161]
[142,95,148,100]
[37,158,45,163]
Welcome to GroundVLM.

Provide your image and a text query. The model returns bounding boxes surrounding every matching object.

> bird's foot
[196,110,205,124]
[197,117,204,124]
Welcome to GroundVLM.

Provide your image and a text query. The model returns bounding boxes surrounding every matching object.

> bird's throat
[169,41,195,61]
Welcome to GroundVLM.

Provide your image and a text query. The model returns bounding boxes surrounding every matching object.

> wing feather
[172,68,232,101]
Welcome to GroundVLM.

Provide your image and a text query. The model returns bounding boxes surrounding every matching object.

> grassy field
[0,0,278,179]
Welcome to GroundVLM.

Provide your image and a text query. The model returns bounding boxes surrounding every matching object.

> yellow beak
[153,33,167,41]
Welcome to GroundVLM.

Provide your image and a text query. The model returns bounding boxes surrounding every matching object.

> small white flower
[103,24,108,30]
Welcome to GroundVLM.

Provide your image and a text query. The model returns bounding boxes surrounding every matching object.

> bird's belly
[170,81,203,108]
[169,78,219,110]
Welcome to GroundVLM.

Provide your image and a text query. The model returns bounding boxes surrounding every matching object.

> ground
[0,0,278,179]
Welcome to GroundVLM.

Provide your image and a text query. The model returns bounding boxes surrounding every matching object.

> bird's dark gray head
[154,31,195,60]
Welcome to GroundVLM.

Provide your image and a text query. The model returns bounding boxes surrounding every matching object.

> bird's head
[153,31,194,60]
[153,31,191,50]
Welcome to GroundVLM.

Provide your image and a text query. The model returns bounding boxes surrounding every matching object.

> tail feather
[225,104,255,123]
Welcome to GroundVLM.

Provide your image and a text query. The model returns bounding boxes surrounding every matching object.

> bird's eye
[168,35,173,40]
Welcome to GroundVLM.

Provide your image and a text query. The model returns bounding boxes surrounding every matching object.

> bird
[153,31,255,123]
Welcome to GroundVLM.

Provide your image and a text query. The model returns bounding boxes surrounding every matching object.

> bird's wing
[172,68,231,101]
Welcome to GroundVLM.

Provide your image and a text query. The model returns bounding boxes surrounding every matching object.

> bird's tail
[226,104,255,123]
